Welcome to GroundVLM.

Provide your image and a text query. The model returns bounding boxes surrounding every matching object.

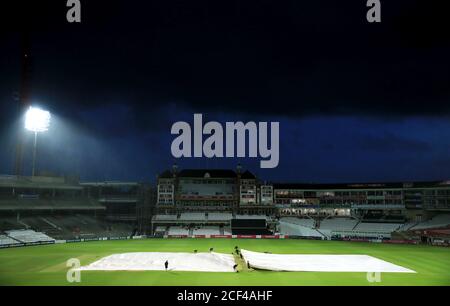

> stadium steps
[0,218,26,232]
[17,220,30,229]
[75,214,90,225]
[304,215,317,228]
[352,220,361,231]
[315,228,328,239]
[5,235,22,244]
[40,217,62,230]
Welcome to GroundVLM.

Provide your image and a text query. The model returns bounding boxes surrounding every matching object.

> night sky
[1,0,449,183]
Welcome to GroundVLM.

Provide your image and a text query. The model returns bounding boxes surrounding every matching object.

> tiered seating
[193,226,221,235]
[278,221,323,238]
[397,222,417,231]
[0,218,26,232]
[106,223,134,237]
[0,235,20,246]
[235,215,267,220]
[50,215,106,238]
[319,218,359,231]
[179,213,206,221]
[354,223,402,233]
[280,217,315,228]
[207,213,233,221]
[0,198,104,210]
[410,214,450,230]
[153,214,178,221]
[154,226,167,234]
[223,228,232,235]
[167,226,189,235]
[6,229,55,243]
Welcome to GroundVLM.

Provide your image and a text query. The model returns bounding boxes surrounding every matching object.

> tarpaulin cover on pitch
[240,249,415,273]
[78,252,236,272]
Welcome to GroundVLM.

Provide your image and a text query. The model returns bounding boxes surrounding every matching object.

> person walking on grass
[165,260,169,271]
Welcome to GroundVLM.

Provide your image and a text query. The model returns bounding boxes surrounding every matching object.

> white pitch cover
[78,252,236,272]
[240,249,415,273]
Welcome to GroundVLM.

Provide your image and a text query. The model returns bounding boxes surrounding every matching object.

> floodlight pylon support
[31,131,37,177]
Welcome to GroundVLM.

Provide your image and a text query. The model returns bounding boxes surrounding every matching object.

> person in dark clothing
[164,260,169,271]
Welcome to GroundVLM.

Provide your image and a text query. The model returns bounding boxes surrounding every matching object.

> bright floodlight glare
[25,106,51,132]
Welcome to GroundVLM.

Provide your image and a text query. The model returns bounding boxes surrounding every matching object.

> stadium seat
[409,214,450,230]
[207,213,233,221]
[153,214,178,221]
[0,235,20,246]
[193,226,221,235]
[5,229,55,243]
[319,218,359,232]
[167,226,189,235]
[353,222,402,233]
[179,213,206,221]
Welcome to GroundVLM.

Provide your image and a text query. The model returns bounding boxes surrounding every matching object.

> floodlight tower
[24,106,51,177]
[14,33,32,176]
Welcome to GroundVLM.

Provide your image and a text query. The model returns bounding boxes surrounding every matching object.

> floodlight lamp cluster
[25,106,51,133]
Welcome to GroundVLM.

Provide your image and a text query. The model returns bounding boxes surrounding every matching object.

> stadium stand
[409,214,450,230]
[0,234,20,246]
[0,215,134,240]
[154,226,167,234]
[280,217,316,228]
[278,221,324,238]
[0,218,26,232]
[168,226,189,235]
[207,213,233,221]
[235,214,267,220]
[179,213,206,221]
[314,218,404,239]
[397,222,418,231]
[278,217,324,238]
[353,222,402,233]
[5,229,55,243]
[153,214,178,221]
[193,226,221,235]
[223,228,232,235]
[0,198,104,211]
[319,218,359,232]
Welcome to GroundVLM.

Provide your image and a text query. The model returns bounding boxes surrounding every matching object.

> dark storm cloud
[2,0,450,127]
[357,132,431,152]
[1,0,450,182]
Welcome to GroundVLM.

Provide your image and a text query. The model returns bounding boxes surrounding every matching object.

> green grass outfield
[0,238,449,286]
